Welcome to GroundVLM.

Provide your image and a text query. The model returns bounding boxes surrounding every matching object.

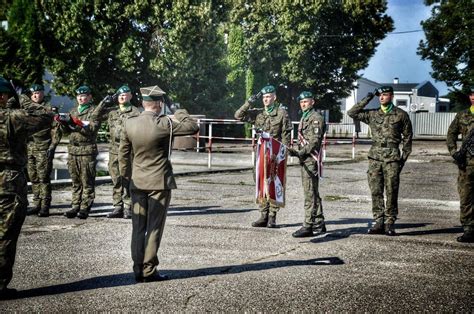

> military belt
[372,142,399,148]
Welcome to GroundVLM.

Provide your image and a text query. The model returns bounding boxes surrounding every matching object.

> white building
[342,77,443,113]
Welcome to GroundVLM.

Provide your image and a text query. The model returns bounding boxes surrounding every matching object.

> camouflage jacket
[348,96,413,162]
[0,106,53,168]
[62,103,102,155]
[294,109,325,163]
[108,105,140,155]
[446,108,474,158]
[22,99,61,152]
[234,101,291,145]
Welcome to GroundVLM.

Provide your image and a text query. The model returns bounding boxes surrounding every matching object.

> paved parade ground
[1,141,473,312]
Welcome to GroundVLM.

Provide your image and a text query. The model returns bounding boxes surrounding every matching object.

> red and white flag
[255,132,287,207]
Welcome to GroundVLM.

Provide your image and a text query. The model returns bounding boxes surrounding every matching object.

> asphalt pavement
[1,141,473,312]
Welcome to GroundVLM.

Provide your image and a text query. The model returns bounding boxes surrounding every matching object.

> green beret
[297,91,313,102]
[261,85,275,94]
[29,83,44,92]
[375,86,393,96]
[141,85,166,101]
[75,85,91,95]
[0,77,11,93]
[117,85,131,94]
[470,86,474,93]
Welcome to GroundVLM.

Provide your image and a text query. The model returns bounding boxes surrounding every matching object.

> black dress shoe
[292,226,314,238]
[0,287,18,300]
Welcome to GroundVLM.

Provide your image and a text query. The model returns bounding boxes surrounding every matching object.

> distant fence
[335,112,457,138]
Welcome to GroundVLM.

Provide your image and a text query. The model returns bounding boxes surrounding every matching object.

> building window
[396,100,407,107]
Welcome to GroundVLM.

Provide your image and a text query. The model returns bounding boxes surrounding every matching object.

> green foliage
[1,0,44,85]
[418,0,473,90]
[228,0,393,120]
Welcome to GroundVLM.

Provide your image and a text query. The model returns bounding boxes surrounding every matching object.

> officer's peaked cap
[141,85,166,101]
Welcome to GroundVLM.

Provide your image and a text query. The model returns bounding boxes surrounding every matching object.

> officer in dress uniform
[119,85,199,282]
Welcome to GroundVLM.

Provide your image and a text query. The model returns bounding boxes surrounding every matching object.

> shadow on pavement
[310,222,432,244]
[398,226,462,236]
[14,257,344,299]
[168,206,253,216]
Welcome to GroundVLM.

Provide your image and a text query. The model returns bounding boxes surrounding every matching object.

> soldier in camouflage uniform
[446,88,474,243]
[22,84,61,217]
[348,86,413,236]
[234,85,292,228]
[0,77,52,299]
[61,86,103,220]
[106,85,140,219]
[288,92,327,237]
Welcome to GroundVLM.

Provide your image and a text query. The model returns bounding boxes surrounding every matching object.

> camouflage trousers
[0,168,28,290]
[27,150,53,209]
[457,158,474,232]
[68,154,97,212]
[108,153,131,211]
[301,161,324,228]
[131,189,171,279]
[367,159,400,225]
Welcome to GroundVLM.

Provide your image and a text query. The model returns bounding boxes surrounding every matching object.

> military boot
[292,226,314,238]
[385,224,397,236]
[267,214,277,228]
[77,209,89,220]
[123,208,132,219]
[38,206,50,217]
[251,212,268,227]
[313,222,327,235]
[26,206,40,216]
[456,230,474,243]
[64,208,79,218]
[368,221,384,235]
[107,206,123,218]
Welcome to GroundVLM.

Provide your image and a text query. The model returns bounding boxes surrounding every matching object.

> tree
[228,0,394,121]
[418,0,473,92]
[36,0,229,115]
[0,0,44,86]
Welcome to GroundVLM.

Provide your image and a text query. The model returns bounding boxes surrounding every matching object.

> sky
[361,0,449,96]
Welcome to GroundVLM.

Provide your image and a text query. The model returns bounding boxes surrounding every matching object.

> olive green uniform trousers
[458,157,474,232]
[27,148,53,209]
[108,152,131,210]
[131,189,171,279]
[0,169,27,290]
[68,154,97,212]
[301,161,324,228]
[367,159,400,225]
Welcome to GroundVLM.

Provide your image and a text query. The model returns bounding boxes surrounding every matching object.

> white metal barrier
[194,119,358,168]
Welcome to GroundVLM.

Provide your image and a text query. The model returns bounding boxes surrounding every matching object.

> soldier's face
[470,93,474,105]
[299,98,314,111]
[31,91,44,103]
[118,92,132,105]
[76,93,92,105]
[0,93,8,106]
[379,92,393,106]
[262,93,276,107]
